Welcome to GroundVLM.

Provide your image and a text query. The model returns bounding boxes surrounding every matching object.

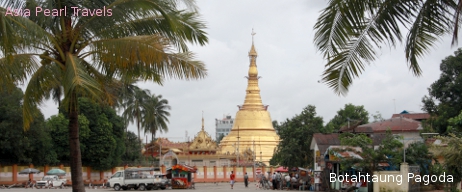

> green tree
[338,130,403,189]
[404,142,432,175]
[270,105,324,168]
[447,111,462,135]
[0,1,208,191]
[432,134,462,191]
[122,131,143,163]
[47,98,125,170]
[0,87,57,165]
[122,87,151,150]
[46,113,91,162]
[422,49,462,134]
[77,97,125,171]
[143,94,171,142]
[370,111,385,123]
[216,133,225,144]
[325,103,369,133]
[314,0,461,95]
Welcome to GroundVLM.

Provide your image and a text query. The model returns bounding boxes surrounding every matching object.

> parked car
[36,175,66,188]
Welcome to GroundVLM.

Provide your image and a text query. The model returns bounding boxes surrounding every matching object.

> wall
[373,163,409,192]
[0,164,275,185]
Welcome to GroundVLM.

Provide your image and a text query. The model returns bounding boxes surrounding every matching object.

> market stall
[168,164,196,189]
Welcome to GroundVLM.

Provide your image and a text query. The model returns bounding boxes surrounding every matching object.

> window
[112,172,121,178]
[231,121,233,124]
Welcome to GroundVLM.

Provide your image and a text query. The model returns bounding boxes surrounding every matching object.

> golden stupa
[219,31,280,165]
[189,115,219,152]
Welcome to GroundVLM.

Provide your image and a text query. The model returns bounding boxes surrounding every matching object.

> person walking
[272,172,277,190]
[276,171,282,190]
[230,171,236,189]
[244,172,249,188]
[284,174,291,190]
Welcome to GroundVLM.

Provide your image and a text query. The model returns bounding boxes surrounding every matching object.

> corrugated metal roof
[312,133,386,157]
[342,117,422,133]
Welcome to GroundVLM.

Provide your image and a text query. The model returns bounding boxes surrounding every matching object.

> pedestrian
[285,174,291,190]
[244,172,249,187]
[230,171,235,189]
[276,171,282,189]
[272,172,277,190]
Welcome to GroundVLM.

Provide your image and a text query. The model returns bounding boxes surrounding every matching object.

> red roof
[157,138,188,148]
[170,164,197,173]
[354,117,422,133]
[391,113,430,121]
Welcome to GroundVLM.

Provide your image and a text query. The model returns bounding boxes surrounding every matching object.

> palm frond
[23,62,62,129]
[89,35,206,82]
[406,0,454,76]
[315,0,418,95]
[0,7,54,56]
[0,54,39,90]
[61,53,103,111]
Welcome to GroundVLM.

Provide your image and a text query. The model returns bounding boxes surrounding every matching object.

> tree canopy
[324,103,369,133]
[314,0,462,95]
[422,48,462,134]
[338,130,403,173]
[432,134,462,191]
[0,87,58,165]
[0,0,208,190]
[270,105,324,168]
[47,98,126,170]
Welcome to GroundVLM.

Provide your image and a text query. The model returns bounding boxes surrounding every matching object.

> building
[309,133,387,171]
[144,116,236,167]
[215,115,234,139]
[218,33,280,165]
[391,110,430,122]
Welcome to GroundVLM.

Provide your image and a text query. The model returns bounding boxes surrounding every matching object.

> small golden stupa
[189,114,219,153]
[219,31,280,165]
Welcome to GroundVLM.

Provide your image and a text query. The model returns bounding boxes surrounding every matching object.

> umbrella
[47,168,66,176]
[274,166,289,172]
[19,168,41,174]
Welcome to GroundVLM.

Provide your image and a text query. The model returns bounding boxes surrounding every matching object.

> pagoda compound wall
[0,164,272,185]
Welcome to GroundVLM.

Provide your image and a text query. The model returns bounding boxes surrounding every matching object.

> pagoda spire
[241,29,265,111]
[201,111,204,131]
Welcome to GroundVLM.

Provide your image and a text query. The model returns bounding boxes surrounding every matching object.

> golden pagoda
[188,115,219,153]
[219,31,280,165]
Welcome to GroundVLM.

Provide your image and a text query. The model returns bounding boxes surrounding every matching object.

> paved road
[0,182,282,192]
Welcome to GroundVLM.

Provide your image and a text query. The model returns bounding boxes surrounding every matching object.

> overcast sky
[39,0,457,142]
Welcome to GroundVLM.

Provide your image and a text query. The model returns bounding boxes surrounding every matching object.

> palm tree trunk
[137,112,141,153]
[69,96,85,192]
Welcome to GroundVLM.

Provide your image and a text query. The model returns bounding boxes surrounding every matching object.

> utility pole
[159,139,162,166]
[253,140,256,181]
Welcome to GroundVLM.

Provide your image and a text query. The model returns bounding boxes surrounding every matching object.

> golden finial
[201,111,204,131]
[249,29,258,56]
[251,28,256,44]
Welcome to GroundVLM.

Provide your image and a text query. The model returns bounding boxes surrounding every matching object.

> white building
[215,115,234,139]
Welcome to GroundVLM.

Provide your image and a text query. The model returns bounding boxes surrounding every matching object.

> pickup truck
[108,167,166,190]
[36,175,66,188]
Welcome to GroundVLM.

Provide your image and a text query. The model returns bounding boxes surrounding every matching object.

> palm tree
[122,86,151,148]
[143,94,171,141]
[0,0,208,191]
[314,0,461,96]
